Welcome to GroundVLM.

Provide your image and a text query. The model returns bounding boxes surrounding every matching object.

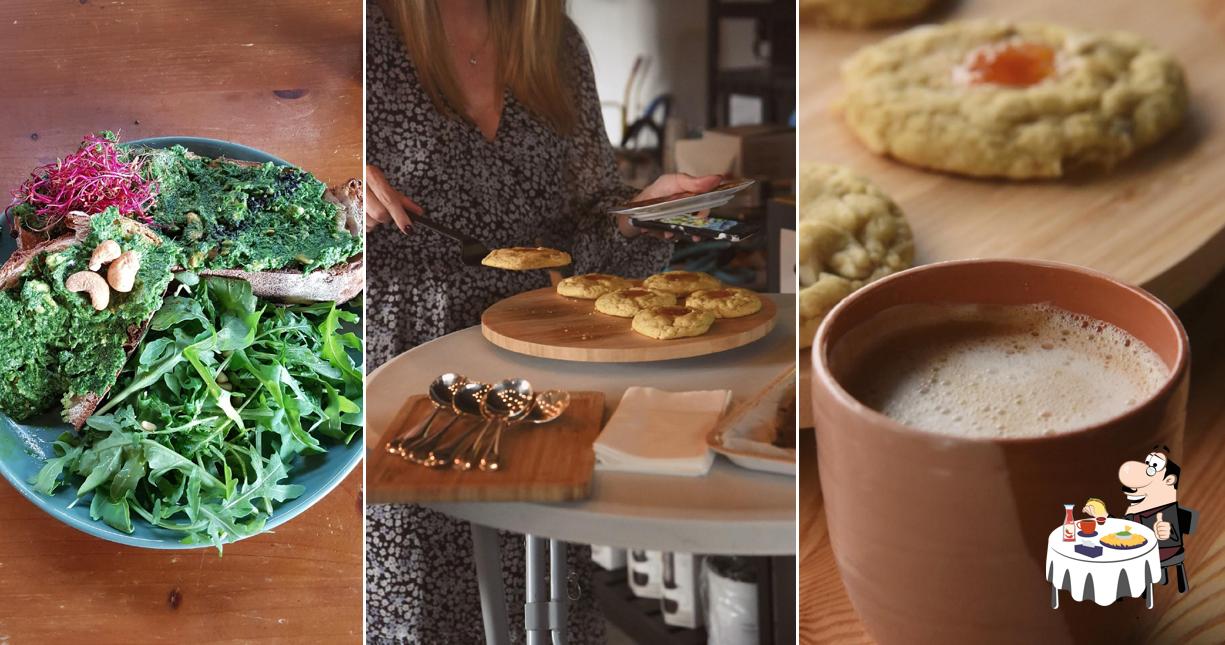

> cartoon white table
[1046,518,1161,609]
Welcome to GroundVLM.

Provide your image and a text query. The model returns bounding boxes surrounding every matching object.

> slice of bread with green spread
[198,176,364,304]
[0,211,175,427]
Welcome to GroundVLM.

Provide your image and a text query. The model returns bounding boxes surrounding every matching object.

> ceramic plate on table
[608,178,756,221]
[0,137,364,549]
[705,366,796,476]
[706,433,795,476]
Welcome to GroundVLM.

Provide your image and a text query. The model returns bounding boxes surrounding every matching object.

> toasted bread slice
[137,154,364,304]
[0,212,169,429]
[197,177,364,304]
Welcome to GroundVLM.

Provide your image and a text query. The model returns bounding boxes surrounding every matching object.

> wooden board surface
[0,2,362,642]
[481,287,778,362]
[800,265,1225,644]
[367,392,606,503]
[799,0,1225,307]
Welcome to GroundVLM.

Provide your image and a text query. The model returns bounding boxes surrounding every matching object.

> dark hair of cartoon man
[1165,459,1181,489]
[1156,444,1180,490]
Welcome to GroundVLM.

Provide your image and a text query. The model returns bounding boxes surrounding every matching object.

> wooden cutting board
[366,391,605,503]
[800,0,1225,307]
[481,287,778,362]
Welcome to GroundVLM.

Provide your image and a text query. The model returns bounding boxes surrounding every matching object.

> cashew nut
[88,239,122,271]
[65,271,109,310]
[106,250,141,293]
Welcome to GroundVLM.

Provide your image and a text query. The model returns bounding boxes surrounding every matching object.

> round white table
[1046,518,1161,608]
[368,294,796,644]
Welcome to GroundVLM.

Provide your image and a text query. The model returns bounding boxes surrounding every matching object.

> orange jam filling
[960,41,1056,87]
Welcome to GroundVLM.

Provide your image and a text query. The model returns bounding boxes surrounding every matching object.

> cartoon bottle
[1062,504,1076,542]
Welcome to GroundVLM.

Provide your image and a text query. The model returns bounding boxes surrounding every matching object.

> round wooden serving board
[481,287,777,363]
[800,0,1225,307]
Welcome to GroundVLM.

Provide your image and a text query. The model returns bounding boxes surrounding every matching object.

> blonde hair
[384,0,577,135]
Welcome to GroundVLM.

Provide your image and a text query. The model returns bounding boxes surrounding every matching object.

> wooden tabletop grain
[0,0,363,189]
[0,2,363,643]
[799,242,1225,645]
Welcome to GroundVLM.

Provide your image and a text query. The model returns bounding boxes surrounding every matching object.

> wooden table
[800,265,1225,644]
[368,296,797,555]
[368,296,797,645]
[0,2,363,643]
[0,0,363,189]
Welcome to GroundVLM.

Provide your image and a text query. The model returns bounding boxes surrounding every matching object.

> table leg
[550,539,569,645]
[1051,585,1059,609]
[526,534,549,645]
[471,523,511,645]
[1146,581,1154,609]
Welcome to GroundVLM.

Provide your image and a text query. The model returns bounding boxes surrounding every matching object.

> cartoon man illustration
[1087,446,1197,592]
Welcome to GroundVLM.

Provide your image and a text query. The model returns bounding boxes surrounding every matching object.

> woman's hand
[617,173,724,241]
[365,164,422,233]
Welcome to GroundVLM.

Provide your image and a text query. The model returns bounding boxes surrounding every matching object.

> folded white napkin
[593,386,732,477]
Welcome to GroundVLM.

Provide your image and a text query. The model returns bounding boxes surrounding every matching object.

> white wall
[569,0,772,142]
[569,0,708,143]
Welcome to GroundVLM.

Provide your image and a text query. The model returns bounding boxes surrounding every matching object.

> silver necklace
[444,26,489,67]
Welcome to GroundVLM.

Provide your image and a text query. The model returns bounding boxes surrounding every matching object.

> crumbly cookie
[685,288,763,319]
[841,20,1188,179]
[481,247,572,270]
[798,163,914,347]
[594,288,677,318]
[642,271,721,296]
[799,274,855,349]
[800,0,935,29]
[631,306,716,340]
[556,273,633,299]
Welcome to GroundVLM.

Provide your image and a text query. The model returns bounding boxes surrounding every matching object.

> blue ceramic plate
[0,136,363,549]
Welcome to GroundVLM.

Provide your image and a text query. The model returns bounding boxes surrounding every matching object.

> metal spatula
[410,211,491,266]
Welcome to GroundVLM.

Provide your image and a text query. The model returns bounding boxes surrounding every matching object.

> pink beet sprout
[7,133,158,234]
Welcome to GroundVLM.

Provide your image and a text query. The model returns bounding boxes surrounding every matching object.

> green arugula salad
[34,276,362,549]
[2,132,363,550]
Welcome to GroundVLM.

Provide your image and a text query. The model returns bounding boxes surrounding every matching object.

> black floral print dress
[365,3,671,643]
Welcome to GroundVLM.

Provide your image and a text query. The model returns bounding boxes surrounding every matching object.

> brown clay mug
[811,259,1189,644]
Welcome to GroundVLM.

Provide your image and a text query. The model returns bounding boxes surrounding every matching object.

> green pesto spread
[0,210,176,421]
[140,146,362,272]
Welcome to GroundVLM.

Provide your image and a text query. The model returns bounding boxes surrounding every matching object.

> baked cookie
[685,287,763,319]
[800,0,935,29]
[594,288,677,318]
[799,274,855,349]
[481,247,571,270]
[556,273,633,299]
[841,20,1188,179]
[798,164,914,347]
[642,271,721,296]
[631,306,716,340]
